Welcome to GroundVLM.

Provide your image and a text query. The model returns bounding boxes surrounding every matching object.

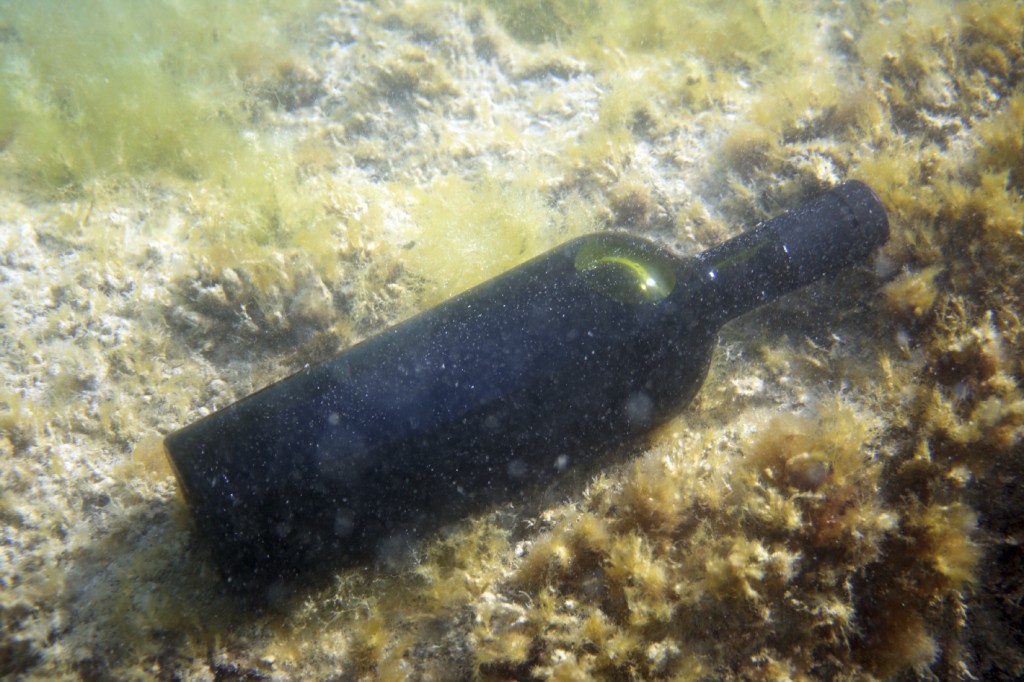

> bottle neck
[691,181,889,327]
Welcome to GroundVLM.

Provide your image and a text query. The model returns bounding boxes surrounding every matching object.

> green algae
[0,0,337,277]
[1,0,326,190]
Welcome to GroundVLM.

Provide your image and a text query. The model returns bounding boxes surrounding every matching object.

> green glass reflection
[575,235,676,304]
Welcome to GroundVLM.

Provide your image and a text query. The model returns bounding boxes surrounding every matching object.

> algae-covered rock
[0,0,1021,679]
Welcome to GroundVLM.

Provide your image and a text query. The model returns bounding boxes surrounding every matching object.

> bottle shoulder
[564,232,687,305]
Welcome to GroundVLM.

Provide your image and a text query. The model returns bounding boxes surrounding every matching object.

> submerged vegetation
[1,0,325,189]
[0,0,1022,679]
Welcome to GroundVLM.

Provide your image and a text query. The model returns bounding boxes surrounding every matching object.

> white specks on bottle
[334,510,355,537]
[506,459,528,479]
[623,391,654,427]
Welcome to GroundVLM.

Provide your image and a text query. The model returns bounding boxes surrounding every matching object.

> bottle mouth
[574,234,677,304]
[837,179,890,248]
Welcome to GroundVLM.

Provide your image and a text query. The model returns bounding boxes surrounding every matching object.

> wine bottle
[164,180,888,590]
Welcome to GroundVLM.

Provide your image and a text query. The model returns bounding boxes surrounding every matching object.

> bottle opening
[575,235,676,304]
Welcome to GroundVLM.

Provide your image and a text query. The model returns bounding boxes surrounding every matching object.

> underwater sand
[1,0,1022,679]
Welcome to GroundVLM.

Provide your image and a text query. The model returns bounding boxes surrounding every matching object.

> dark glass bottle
[164,180,888,590]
